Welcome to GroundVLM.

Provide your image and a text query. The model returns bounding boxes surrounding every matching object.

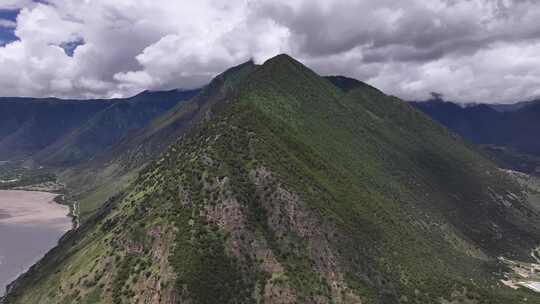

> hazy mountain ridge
[411,99,540,175]
[4,55,540,303]
[32,89,201,167]
[489,99,540,112]
[0,90,199,164]
[0,98,114,159]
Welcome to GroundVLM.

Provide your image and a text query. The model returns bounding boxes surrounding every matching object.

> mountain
[0,90,200,219]
[0,98,114,159]
[0,90,199,165]
[4,55,540,303]
[489,99,540,112]
[324,75,382,94]
[409,100,504,143]
[33,89,200,167]
[411,99,540,175]
[61,63,255,219]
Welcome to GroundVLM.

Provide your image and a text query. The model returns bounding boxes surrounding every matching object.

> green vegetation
[0,172,56,190]
[0,90,199,224]
[0,160,57,190]
[171,209,250,304]
[482,144,540,177]
[4,54,540,303]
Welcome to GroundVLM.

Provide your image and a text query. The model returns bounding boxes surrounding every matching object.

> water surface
[0,190,71,295]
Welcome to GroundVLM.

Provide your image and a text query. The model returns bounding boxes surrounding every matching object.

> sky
[0,0,540,103]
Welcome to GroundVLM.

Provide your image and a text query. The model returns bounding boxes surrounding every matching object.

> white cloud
[0,19,16,28]
[1,0,540,103]
[0,0,33,10]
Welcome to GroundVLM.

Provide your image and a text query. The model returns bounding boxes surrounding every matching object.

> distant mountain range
[0,89,202,218]
[489,99,540,112]
[3,55,540,303]
[411,99,540,175]
[0,89,200,164]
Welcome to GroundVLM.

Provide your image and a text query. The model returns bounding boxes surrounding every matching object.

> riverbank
[0,190,72,296]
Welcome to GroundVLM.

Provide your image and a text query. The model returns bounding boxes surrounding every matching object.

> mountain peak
[218,59,256,79]
[264,53,295,62]
[325,75,381,94]
[262,53,303,69]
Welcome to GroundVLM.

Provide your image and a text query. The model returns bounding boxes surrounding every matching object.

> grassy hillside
[59,62,256,220]
[4,54,540,304]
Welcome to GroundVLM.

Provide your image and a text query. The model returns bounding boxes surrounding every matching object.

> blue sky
[0,9,19,46]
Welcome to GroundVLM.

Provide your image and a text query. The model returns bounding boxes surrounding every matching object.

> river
[0,190,72,296]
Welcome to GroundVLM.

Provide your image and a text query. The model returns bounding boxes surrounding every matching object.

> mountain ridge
[0,89,200,161]
[3,54,540,303]
[411,99,540,175]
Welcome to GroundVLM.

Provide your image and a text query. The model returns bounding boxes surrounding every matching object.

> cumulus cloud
[1,0,540,103]
[0,19,16,28]
[0,0,33,10]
